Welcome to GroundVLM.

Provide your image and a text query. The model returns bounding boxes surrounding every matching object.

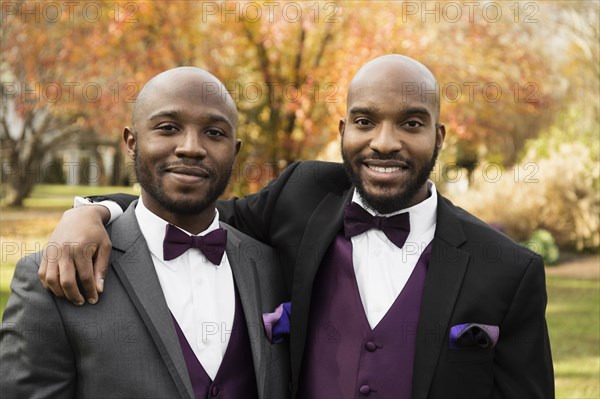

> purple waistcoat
[298,232,431,399]
[172,287,258,399]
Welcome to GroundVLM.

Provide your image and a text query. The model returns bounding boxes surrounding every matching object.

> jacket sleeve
[0,254,76,399]
[217,162,302,245]
[492,253,554,398]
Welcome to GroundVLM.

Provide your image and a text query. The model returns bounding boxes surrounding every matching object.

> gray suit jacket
[0,203,290,399]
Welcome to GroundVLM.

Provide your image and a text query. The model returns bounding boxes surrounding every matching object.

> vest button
[211,385,220,396]
[359,384,371,395]
[365,341,377,352]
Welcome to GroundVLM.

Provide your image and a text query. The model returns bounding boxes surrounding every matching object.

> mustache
[159,160,215,175]
[359,153,415,167]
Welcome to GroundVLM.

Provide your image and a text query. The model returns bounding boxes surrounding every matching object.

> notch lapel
[110,205,195,399]
[221,224,266,394]
[412,197,470,399]
[290,189,352,390]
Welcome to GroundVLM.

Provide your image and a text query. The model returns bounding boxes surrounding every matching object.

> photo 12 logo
[439,81,540,104]
[201,1,341,23]
[1,1,139,23]
[399,81,540,104]
[398,1,540,24]
[1,81,140,104]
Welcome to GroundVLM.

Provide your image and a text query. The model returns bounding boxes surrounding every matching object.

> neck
[162,210,216,235]
[357,181,431,215]
[140,196,216,235]
[406,184,431,208]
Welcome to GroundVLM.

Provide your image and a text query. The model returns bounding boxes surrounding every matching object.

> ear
[124,127,136,159]
[338,118,346,137]
[435,123,446,151]
[234,139,241,156]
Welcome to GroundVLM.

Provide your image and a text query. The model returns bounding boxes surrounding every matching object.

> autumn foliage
[1,1,598,222]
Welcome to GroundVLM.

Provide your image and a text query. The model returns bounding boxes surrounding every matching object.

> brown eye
[158,124,178,132]
[205,129,225,137]
[404,120,423,128]
[355,118,373,126]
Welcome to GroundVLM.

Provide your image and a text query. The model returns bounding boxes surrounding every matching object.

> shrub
[443,142,599,252]
[522,229,560,265]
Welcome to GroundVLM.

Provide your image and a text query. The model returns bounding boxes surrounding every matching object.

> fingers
[38,252,48,290]
[94,239,112,294]
[44,241,104,306]
[58,255,85,306]
[76,246,98,305]
[40,241,68,300]
[38,207,110,305]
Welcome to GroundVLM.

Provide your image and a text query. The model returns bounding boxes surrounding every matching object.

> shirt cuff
[73,196,124,225]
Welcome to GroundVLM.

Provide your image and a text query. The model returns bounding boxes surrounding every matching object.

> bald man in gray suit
[0,68,290,399]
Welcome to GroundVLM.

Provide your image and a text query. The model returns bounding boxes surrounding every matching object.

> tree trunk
[4,170,36,207]
[3,140,45,207]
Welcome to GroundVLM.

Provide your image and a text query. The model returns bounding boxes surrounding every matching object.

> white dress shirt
[134,198,235,380]
[88,182,438,331]
[351,181,438,328]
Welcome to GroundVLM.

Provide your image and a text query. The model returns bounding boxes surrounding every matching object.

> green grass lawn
[1,184,599,398]
[2,183,140,209]
[547,275,600,398]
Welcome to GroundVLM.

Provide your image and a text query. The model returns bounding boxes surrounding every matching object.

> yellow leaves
[3,0,596,195]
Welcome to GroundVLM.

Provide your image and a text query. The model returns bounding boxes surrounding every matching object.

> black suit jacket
[102,161,554,398]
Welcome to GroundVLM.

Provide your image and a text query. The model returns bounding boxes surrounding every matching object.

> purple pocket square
[449,323,499,349]
[262,302,291,344]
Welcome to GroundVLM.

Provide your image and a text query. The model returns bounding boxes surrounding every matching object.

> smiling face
[125,68,240,232]
[340,55,445,213]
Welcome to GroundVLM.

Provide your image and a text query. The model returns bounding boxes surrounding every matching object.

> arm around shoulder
[217,162,303,243]
[87,193,139,213]
[1,254,76,399]
[39,205,113,305]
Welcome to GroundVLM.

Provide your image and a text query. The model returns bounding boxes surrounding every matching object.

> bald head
[132,67,238,130]
[348,54,440,121]
[339,55,445,213]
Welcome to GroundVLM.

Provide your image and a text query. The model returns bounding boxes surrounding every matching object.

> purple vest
[299,232,431,399]
[172,288,258,399]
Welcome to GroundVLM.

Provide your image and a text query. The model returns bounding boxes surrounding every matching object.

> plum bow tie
[344,202,410,248]
[163,224,227,265]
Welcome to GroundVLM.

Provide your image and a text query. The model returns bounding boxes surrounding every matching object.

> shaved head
[124,66,241,231]
[340,54,445,212]
[347,54,440,121]
[132,67,238,131]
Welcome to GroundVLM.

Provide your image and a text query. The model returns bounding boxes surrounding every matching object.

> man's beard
[342,145,438,214]
[134,148,233,215]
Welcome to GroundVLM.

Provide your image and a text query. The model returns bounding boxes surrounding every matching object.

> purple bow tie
[163,224,227,265]
[344,202,410,248]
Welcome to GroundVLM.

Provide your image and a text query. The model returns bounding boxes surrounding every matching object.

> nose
[369,122,402,154]
[174,130,207,159]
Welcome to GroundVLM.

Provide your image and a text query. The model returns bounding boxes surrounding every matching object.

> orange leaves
[2,0,594,194]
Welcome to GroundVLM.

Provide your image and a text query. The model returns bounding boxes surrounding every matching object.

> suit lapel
[290,189,352,389]
[412,196,470,399]
[222,224,267,394]
[287,183,471,396]
[110,204,195,399]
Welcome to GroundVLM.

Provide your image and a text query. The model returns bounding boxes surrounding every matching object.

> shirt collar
[351,180,438,237]
[134,196,221,261]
